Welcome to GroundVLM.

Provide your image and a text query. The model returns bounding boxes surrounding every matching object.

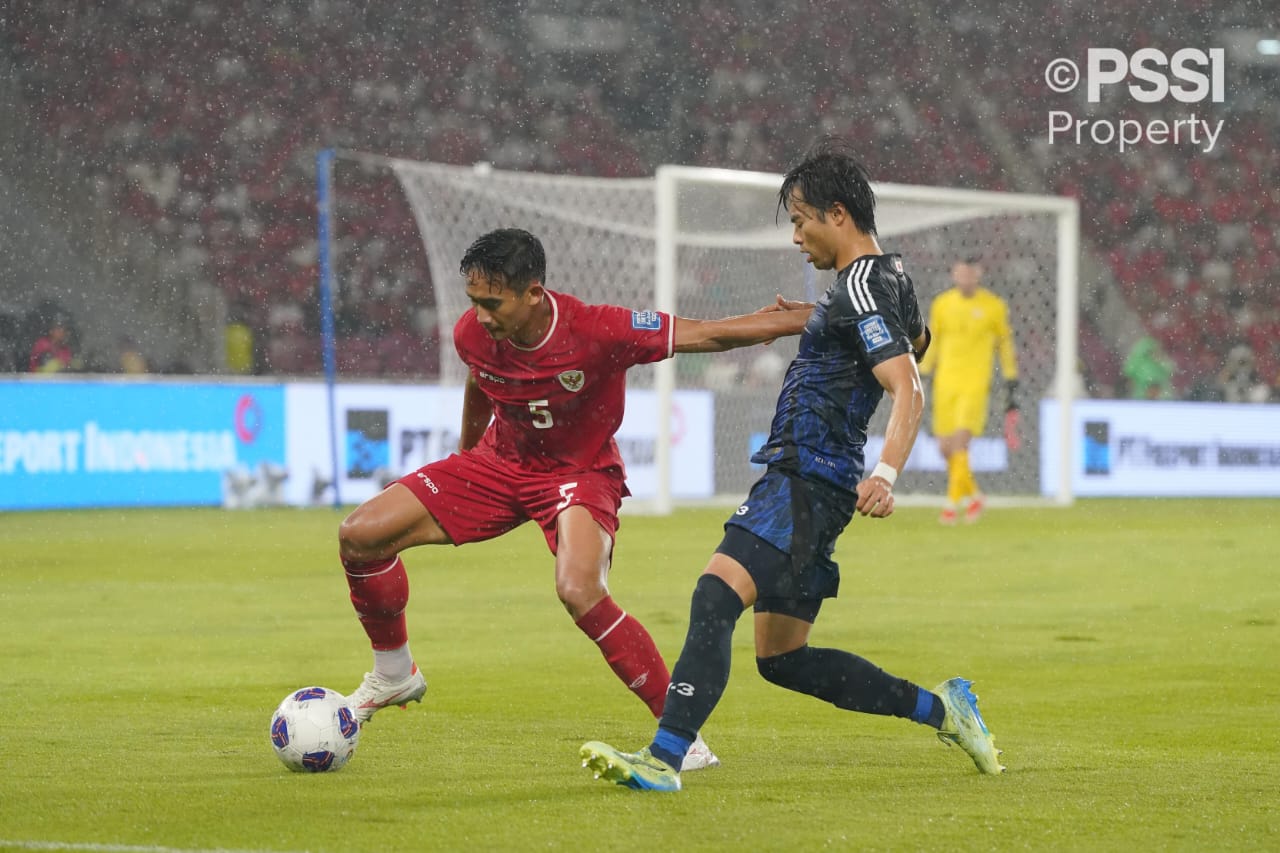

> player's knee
[555,575,607,614]
[757,646,808,688]
[338,512,387,562]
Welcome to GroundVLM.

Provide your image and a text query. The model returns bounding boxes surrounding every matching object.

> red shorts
[398,450,627,553]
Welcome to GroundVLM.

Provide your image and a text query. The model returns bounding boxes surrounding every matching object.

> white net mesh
[391,161,656,386]
[389,159,1066,499]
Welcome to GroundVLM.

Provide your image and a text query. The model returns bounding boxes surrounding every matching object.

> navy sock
[650,728,693,769]
[757,645,940,725]
[914,689,947,729]
[648,574,745,767]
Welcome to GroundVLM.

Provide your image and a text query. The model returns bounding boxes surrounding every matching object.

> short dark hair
[778,136,877,236]
[459,228,546,294]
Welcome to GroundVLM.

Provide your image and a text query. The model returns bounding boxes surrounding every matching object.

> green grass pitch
[1,500,1277,851]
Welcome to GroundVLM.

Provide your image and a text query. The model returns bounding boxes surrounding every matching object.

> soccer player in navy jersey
[581,138,1005,791]
[337,227,812,770]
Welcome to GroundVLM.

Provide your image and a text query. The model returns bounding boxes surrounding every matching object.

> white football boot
[679,732,721,771]
[346,664,427,724]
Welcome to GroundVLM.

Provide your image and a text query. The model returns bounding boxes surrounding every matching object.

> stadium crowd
[5,0,1275,401]
[948,0,1277,398]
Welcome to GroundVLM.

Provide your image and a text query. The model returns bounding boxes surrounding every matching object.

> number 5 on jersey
[528,399,553,429]
[555,482,578,511]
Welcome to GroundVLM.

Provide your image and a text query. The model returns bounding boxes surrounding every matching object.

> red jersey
[454,290,674,475]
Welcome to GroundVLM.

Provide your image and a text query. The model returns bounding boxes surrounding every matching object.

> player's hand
[1004,408,1022,452]
[755,294,814,345]
[855,476,896,518]
[753,294,813,314]
[773,294,814,313]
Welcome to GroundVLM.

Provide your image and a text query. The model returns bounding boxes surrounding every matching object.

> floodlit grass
[0,501,1277,851]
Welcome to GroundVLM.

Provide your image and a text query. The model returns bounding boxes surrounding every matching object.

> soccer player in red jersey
[338,228,811,770]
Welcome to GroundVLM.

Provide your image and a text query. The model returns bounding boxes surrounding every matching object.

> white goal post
[367,155,1078,512]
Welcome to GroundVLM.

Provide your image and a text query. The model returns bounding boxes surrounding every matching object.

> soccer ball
[269,686,361,772]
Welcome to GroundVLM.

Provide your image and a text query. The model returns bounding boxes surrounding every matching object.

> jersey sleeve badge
[631,310,662,330]
[857,315,893,351]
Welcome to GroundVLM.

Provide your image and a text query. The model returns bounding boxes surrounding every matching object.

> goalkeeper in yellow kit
[918,258,1019,524]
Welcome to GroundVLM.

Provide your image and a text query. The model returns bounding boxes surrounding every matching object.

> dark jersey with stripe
[750,253,925,493]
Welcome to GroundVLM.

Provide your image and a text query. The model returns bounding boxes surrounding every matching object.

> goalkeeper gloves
[1003,379,1019,412]
[1003,380,1021,451]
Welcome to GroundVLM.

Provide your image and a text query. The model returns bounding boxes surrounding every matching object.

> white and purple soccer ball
[270,686,361,773]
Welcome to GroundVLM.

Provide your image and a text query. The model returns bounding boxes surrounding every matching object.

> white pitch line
[0,841,308,853]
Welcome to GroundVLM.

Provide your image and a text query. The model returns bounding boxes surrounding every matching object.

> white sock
[373,644,414,681]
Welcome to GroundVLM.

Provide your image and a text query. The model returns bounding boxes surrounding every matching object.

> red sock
[575,596,671,718]
[343,556,409,650]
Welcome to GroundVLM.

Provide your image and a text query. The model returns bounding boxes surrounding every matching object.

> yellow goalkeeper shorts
[933,385,990,436]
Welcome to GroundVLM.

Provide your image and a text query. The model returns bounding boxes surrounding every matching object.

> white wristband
[870,462,898,487]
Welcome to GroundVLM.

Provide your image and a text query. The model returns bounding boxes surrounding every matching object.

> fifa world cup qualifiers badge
[631,310,662,330]
[858,316,892,352]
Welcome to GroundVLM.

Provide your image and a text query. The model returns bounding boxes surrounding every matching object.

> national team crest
[558,370,586,392]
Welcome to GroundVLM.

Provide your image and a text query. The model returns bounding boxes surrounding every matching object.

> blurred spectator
[0,313,22,372]
[1185,349,1225,403]
[265,301,318,375]
[28,313,79,373]
[1217,344,1272,404]
[1122,336,1174,400]
[746,349,787,389]
[700,359,740,391]
[116,336,149,374]
[224,311,256,375]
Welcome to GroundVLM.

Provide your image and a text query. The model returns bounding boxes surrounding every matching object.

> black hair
[777,136,877,235]
[459,228,546,294]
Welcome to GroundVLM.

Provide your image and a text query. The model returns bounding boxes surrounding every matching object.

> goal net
[341,156,1077,509]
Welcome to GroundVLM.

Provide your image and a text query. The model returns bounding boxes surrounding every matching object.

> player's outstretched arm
[755,294,815,314]
[856,353,925,518]
[672,297,812,354]
[458,371,494,451]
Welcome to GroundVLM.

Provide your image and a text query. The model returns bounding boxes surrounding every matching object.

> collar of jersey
[839,253,894,275]
[507,291,559,352]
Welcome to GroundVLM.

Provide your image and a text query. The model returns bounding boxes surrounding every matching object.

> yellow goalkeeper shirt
[919,286,1018,393]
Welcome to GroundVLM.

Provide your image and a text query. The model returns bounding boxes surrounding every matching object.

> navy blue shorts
[717,469,855,622]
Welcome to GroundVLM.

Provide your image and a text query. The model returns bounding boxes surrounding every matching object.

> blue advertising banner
[0,380,286,509]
